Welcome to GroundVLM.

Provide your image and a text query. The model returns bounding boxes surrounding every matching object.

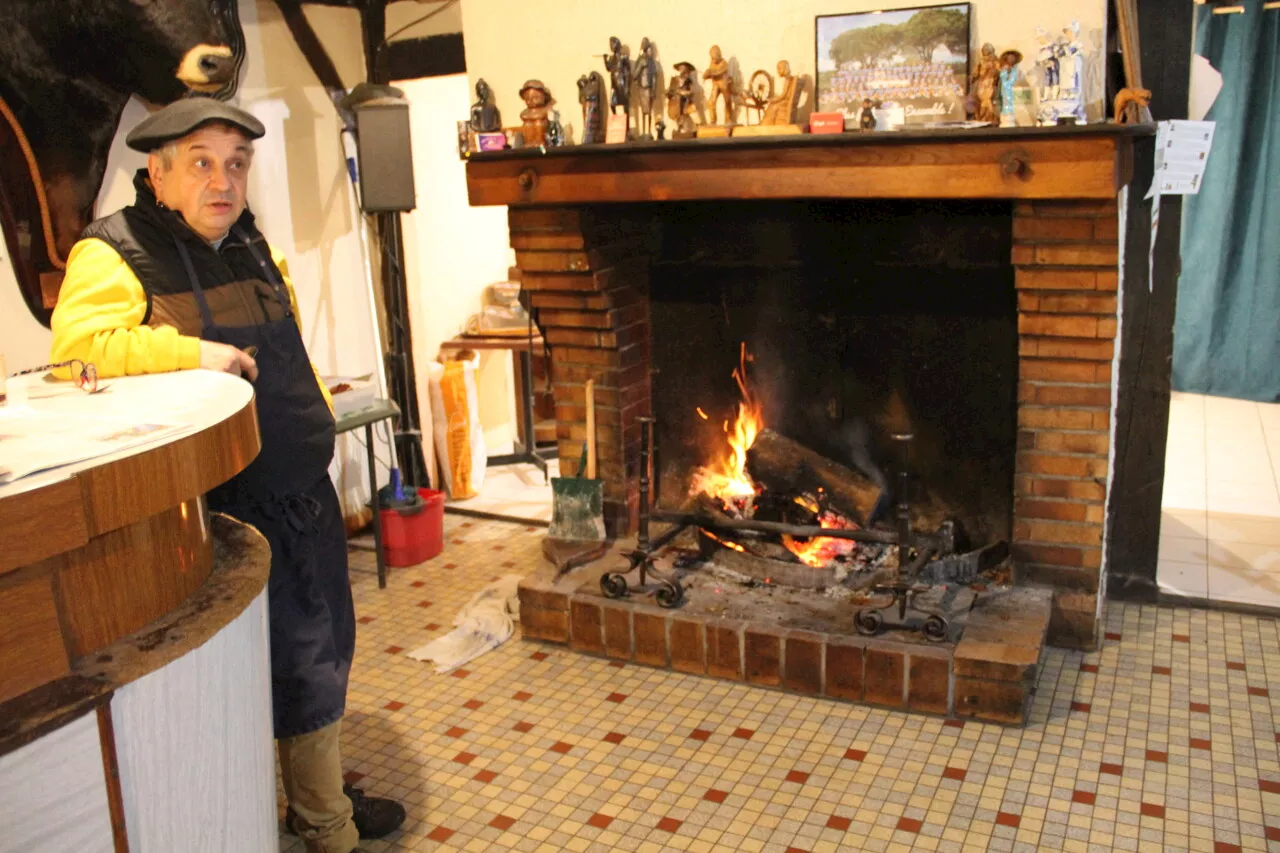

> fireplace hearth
[467,126,1153,693]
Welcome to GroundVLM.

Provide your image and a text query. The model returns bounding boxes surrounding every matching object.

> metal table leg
[366,421,387,589]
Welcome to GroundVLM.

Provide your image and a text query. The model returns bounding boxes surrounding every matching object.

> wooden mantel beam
[466,125,1151,206]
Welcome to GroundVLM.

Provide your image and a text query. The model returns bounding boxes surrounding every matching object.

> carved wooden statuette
[666,62,698,139]
[469,78,501,132]
[971,43,1001,125]
[634,37,660,139]
[733,60,803,137]
[702,44,735,126]
[603,36,631,117]
[518,79,552,147]
[577,71,606,144]
[860,98,877,131]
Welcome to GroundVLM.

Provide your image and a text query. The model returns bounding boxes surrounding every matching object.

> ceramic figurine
[577,71,605,144]
[702,45,735,125]
[970,43,1000,125]
[1035,28,1060,102]
[518,79,552,147]
[469,78,501,132]
[547,109,565,147]
[603,36,631,117]
[859,98,877,131]
[666,61,698,139]
[634,37,660,139]
[998,50,1023,127]
[760,60,799,126]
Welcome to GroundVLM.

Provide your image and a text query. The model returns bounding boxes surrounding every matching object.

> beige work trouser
[278,719,359,853]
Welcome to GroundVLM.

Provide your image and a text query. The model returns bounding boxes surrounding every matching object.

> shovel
[548,379,606,542]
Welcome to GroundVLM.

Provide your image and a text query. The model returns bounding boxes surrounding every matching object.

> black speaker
[353,100,416,213]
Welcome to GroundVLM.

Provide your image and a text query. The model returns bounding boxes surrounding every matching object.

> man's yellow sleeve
[271,248,334,415]
[49,238,201,377]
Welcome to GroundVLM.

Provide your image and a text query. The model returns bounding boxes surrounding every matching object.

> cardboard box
[809,112,845,134]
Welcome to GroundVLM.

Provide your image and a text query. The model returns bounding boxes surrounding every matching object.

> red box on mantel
[809,112,845,134]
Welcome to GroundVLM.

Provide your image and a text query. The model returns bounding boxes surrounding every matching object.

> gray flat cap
[126,97,265,152]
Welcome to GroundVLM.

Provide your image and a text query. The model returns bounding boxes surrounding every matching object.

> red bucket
[379,488,445,567]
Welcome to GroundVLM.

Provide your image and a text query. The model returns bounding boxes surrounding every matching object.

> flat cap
[126,97,265,152]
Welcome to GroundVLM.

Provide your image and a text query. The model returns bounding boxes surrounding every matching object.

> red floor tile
[1213,843,1241,853]
[1105,632,1122,641]
[425,623,441,631]
[996,812,1021,828]
[1173,634,1190,643]
[417,600,433,608]
[1071,701,1091,713]
[689,729,712,741]
[896,817,923,833]
[785,770,810,784]
[445,726,467,738]
[826,816,852,831]
[443,563,457,569]
[489,815,516,830]
[358,616,376,624]
[608,660,626,668]
[502,560,516,568]
[452,752,477,765]
[343,771,364,785]
[603,732,626,744]
[384,646,404,655]
[1264,826,1280,841]
[656,817,682,833]
[549,741,573,754]
[410,580,426,588]
[786,848,810,853]
[474,769,498,784]
[703,789,728,803]
[463,699,484,711]
[1141,803,1166,819]
[1072,790,1096,805]
[427,826,454,842]
[1248,687,1270,697]
[384,700,405,711]
[1100,763,1124,776]
[943,767,967,781]
[732,727,755,739]
[1190,738,1212,751]
[1146,750,1168,763]
[1260,779,1280,794]
[451,669,471,679]
[530,651,549,661]
[845,748,867,761]
[606,692,627,703]
[460,522,473,528]
[1152,666,1172,676]
[943,720,966,729]
[587,813,614,829]
[1227,661,1247,671]
[514,691,533,701]
[1080,663,1099,673]
[1190,702,1211,713]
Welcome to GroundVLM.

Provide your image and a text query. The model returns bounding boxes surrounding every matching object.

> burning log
[746,429,884,525]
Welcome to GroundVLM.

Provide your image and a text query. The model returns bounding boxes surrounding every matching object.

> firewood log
[746,429,884,525]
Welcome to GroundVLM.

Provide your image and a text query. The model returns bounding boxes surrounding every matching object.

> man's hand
[199,340,258,381]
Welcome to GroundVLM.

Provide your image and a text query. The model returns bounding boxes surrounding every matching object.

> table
[335,399,400,588]
[438,333,558,480]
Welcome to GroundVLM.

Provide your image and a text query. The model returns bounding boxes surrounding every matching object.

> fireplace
[467,127,1146,669]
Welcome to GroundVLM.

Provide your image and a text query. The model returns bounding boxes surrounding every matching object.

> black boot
[286,784,406,840]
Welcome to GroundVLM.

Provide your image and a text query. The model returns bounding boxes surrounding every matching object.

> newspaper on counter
[0,407,192,484]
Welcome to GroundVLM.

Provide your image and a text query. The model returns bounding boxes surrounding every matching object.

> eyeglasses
[9,359,100,393]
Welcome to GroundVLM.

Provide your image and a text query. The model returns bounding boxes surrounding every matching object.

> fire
[782,510,859,568]
[688,344,763,505]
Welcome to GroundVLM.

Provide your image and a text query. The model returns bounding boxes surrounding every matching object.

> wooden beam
[361,0,388,84]
[274,0,347,95]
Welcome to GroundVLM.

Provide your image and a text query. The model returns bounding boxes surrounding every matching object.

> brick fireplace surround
[465,126,1152,656]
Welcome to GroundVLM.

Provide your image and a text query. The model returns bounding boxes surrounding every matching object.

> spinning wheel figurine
[743,69,774,124]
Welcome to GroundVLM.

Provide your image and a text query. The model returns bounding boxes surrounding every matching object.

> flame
[688,344,763,505]
[696,407,709,420]
[782,495,860,568]
[701,528,746,553]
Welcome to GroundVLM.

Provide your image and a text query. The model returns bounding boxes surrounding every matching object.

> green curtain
[1173,0,1280,402]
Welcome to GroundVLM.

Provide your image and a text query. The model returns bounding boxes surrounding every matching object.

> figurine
[859,98,877,131]
[703,45,735,125]
[577,71,606,144]
[760,60,799,125]
[666,61,698,139]
[998,50,1023,127]
[603,36,631,117]
[518,79,552,147]
[634,37,660,138]
[547,109,565,147]
[971,43,1000,125]
[1035,28,1060,102]
[469,78,501,132]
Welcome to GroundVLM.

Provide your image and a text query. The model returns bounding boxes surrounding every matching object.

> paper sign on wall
[1149,120,1216,198]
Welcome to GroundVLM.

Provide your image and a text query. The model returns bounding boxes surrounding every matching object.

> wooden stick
[585,379,597,479]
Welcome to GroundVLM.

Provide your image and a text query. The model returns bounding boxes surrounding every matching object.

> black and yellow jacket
[50,169,331,410]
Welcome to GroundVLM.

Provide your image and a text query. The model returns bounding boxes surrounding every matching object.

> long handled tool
[548,379,606,542]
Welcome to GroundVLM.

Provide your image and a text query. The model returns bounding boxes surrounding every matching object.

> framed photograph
[816,3,972,127]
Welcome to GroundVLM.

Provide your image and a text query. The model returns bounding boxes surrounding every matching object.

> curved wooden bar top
[0,371,261,707]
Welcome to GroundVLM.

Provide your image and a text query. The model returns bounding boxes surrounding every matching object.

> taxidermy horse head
[0,0,246,325]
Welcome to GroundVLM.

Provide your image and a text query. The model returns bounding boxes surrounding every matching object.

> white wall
[398,74,517,466]
[460,0,1109,132]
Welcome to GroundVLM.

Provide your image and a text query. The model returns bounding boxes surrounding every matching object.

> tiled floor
[282,515,1280,853]
[1159,393,1280,607]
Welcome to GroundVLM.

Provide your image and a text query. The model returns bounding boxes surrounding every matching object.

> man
[50,98,404,853]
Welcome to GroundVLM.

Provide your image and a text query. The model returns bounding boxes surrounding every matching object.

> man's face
[149,123,252,242]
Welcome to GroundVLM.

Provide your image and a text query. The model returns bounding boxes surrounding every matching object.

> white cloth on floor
[406,574,523,673]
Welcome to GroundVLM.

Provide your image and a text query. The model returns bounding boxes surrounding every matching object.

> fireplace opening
[649,199,1018,574]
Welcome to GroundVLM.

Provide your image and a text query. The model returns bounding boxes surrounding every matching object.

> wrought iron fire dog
[602,420,994,642]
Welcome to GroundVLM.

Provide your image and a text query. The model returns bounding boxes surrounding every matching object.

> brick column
[1011,199,1120,650]
[508,207,654,536]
